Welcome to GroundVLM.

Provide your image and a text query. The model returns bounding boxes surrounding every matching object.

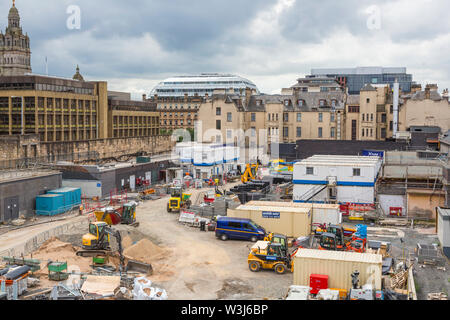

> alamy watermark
[66,5,81,30]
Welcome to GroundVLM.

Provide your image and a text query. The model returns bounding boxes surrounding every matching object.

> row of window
[306,167,361,176]
[163,119,192,126]
[276,127,335,138]
[267,112,336,123]
[163,112,194,117]
[162,104,199,109]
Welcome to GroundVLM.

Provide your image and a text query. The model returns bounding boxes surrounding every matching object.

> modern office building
[310,67,413,94]
[150,73,259,98]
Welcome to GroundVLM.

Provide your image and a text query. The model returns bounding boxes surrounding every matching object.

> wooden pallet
[427,292,448,300]
[390,270,408,289]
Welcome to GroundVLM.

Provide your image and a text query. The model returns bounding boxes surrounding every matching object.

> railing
[0,151,100,170]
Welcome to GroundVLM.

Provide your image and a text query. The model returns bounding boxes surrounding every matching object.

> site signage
[362,150,384,158]
[262,211,281,219]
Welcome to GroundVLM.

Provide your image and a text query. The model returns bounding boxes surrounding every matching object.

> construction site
[0,143,449,301]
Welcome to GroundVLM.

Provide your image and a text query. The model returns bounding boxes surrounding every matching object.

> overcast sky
[3,0,450,99]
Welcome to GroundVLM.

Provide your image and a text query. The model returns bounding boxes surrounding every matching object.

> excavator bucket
[126,260,153,275]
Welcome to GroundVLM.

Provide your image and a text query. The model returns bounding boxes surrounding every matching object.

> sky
[3,0,450,99]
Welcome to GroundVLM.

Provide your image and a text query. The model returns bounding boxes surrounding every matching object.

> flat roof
[437,207,450,220]
[294,248,382,264]
[296,155,381,167]
[245,201,339,210]
[236,204,311,213]
[0,170,61,184]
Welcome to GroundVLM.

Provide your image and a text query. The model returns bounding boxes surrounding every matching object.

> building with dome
[0,0,31,76]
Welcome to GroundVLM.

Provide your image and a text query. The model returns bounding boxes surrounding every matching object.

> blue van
[215,217,266,242]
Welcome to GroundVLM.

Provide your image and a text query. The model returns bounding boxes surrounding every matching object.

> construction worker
[79,204,84,216]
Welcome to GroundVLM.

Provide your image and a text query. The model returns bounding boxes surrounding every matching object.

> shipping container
[227,204,312,238]
[47,187,81,211]
[36,194,65,216]
[245,201,341,225]
[293,249,382,291]
[293,155,382,205]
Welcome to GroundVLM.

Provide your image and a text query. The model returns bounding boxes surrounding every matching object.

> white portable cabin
[293,155,382,205]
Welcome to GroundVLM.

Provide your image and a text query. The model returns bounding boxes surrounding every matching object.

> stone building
[150,94,202,132]
[0,1,31,76]
[197,77,347,148]
[399,85,450,133]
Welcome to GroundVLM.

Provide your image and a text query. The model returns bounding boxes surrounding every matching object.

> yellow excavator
[76,221,153,274]
[241,163,259,183]
[167,187,192,213]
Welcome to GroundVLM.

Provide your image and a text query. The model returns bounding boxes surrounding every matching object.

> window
[296,127,302,137]
[370,114,373,122]
[390,121,393,131]
[366,98,370,103]
[216,120,221,130]
[227,112,232,122]
[331,100,336,108]
[251,113,256,122]
[251,127,256,137]
[362,114,365,121]
[331,113,335,122]
[318,113,323,122]
[227,221,241,228]
[353,168,361,176]
[298,100,304,107]
[284,100,289,106]
[381,113,387,123]
[306,167,314,175]
[297,113,301,122]
[370,128,373,137]
[318,127,323,138]
[283,127,289,137]
[319,100,325,107]
[331,127,335,138]
[275,114,279,121]
[349,106,360,113]
[216,107,221,115]
[362,128,365,137]
[381,127,387,139]
[283,113,289,122]
[390,105,393,114]
[227,130,232,139]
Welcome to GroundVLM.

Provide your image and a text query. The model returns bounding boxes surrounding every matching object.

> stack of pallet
[390,269,408,289]
[427,292,448,300]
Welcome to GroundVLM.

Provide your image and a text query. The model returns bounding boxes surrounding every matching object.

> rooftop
[0,170,61,184]
[311,66,408,75]
[294,248,382,264]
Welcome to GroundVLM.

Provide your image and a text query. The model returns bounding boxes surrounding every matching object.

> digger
[241,162,260,183]
[167,186,192,213]
[76,221,152,274]
[248,240,293,275]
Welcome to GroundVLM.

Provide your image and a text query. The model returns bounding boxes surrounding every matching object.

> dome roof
[73,65,85,81]
[9,1,19,17]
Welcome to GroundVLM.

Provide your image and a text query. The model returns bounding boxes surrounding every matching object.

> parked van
[215,217,266,242]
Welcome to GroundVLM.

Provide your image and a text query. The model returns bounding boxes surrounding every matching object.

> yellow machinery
[76,221,152,274]
[241,163,259,183]
[167,187,192,213]
[248,241,293,275]
[269,159,294,173]
[79,221,113,252]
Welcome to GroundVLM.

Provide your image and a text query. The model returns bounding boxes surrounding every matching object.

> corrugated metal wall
[293,250,382,291]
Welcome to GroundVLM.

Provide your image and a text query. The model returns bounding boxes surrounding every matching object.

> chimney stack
[425,87,431,100]
[393,79,399,138]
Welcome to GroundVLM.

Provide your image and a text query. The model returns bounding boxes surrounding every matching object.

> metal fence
[0,151,100,170]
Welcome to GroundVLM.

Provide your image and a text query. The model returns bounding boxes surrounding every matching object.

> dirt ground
[132,185,293,300]
[3,182,449,300]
